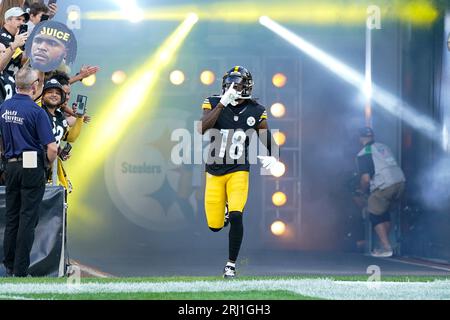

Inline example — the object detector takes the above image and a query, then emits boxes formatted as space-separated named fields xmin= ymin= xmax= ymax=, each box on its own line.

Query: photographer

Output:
xmin=0 ymin=1 xmax=26 ymax=26
xmin=0 ymin=66 xmax=57 ymax=277
xmin=0 ymin=7 xmax=28 ymax=75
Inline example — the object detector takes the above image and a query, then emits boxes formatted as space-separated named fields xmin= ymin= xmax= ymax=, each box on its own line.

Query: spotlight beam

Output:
xmin=68 ymin=14 xmax=199 ymax=213
xmin=86 ymin=2 xmax=438 ymax=25
xmin=260 ymin=16 xmax=441 ymax=142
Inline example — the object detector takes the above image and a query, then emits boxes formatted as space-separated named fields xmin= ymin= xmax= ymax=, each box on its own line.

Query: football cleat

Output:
xmin=223 ymin=265 xmax=236 ymax=279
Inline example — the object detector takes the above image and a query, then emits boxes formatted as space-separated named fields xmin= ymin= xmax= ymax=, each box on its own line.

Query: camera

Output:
xmin=75 ymin=95 xmax=88 ymax=117
xmin=19 ymin=24 xmax=28 ymax=35
xmin=47 ymin=0 xmax=58 ymax=5
xmin=59 ymin=143 xmax=72 ymax=160
xmin=40 ymin=14 xmax=50 ymax=22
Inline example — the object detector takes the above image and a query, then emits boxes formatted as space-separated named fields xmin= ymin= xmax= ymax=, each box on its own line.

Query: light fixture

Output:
xmin=200 ymin=70 xmax=215 ymax=85
xmin=82 ymin=74 xmax=96 ymax=87
xmin=67 ymin=5 xmax=81 ymax=30
xmin=271 ymin=220 xmax=286 ymax=236
xmin=270 ymin=161 xmax=286 ymax=178
xmin=270 ymin=103 xmax=286 ymax=118
xmin=272 ymin=191 xmax=287 ymax=207
xmin=273 ymin=131 xmax=286 ymax=146
xmin=170 ymin=70 xmax=185 ymax=85
xmin=272 ymin=73 xmax=287 ymax=88
xmin=112 ymin=71 xmax=127 ymax=85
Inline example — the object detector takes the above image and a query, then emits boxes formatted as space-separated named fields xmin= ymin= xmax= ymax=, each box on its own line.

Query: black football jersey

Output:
xmin=0 ymin=72 xmax=15 ymax=104
xmin=202 ymin=96 xmax=268 ymax=176
xmin=0 ymin=28 xmax=23 ymax=79
xmin=43 ymin=106 xmax=69 ymax=147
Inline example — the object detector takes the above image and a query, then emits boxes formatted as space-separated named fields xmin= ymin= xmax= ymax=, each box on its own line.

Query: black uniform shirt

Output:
xmin=0 ymin=27 xmax=23 ymax=78
xmin=0 ymin=72 xmax=15 ymax=104
xmin=43 ymin=106 xmax=69 ymax=147
xmin=202 ymin=96 xmax=267 ymax=176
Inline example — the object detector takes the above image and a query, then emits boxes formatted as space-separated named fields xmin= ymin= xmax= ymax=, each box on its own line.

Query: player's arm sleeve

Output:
xmin=65 ymin=117 xmax=83 ymax=143
xmin=202 ymin=98 xmax=212 ymax=110
xmin=36 ymin=110 xmax=56 ymax=146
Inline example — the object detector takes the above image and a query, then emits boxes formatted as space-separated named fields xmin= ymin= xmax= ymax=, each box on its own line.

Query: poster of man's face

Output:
xmin=26 ymin=21 xmax=77 ymax=72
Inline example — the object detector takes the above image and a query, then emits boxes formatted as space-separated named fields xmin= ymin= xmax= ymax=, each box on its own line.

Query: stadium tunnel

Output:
xmin=2 ymin=0 xmax=450 ymax=278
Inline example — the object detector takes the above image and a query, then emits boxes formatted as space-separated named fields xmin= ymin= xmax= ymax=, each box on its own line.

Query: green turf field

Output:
xmin=1 ymin=276 xmax=450 ymax=300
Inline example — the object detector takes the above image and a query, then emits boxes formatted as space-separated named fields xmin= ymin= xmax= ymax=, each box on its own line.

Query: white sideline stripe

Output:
xmin=0 ymin=294 xmax=36 ymax=300
xmin=388 ymin=258 xmax=450 ymax=272
xmin=1 ymin=279 xmax=450 ymax=299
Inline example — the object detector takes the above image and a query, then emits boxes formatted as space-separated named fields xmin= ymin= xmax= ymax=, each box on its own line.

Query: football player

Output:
xmin=199 ymin=66 xmax=277 ymax=278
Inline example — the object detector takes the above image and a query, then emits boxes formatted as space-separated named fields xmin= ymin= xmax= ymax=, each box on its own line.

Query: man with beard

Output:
xmin=26 ymin=20 xmax=77 ymax=73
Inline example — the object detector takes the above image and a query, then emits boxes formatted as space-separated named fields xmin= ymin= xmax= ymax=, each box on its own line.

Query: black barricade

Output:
xmin=0 ymin=186 xmax=66 ymax=277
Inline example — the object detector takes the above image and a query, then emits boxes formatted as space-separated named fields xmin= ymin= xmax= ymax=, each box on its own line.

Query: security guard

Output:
xmin=0 ymin=67 xmax=57 ymax=277
xmin=200 ymin=66 xmax=277 ymax=278
xmin=356 ymin=127 xmax=405 ymax=258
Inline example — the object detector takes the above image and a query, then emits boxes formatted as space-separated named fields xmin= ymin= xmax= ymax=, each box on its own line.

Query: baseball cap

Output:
xmin=4 ymin=7 xmax=30 ymax=23
xmin=358 ymin=127 xmax=374 ymax=137
xmin=43 ymin=78 xmax=66 ymax=103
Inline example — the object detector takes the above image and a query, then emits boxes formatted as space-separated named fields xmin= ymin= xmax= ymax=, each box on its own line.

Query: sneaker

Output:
xmin=224 ymin=203 xmax=230 ymax=228
xmin=371 ymin=248 xmax=393 ymax=258
xmin=223 ymin=265 xmax=236 ymax=279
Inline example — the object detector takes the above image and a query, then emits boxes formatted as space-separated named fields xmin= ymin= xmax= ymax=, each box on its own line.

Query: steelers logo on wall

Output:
xmin=105 ymin=109 xmax=197 ymax=232
xmin=25 ymin=20 xmax=77 ymax=72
